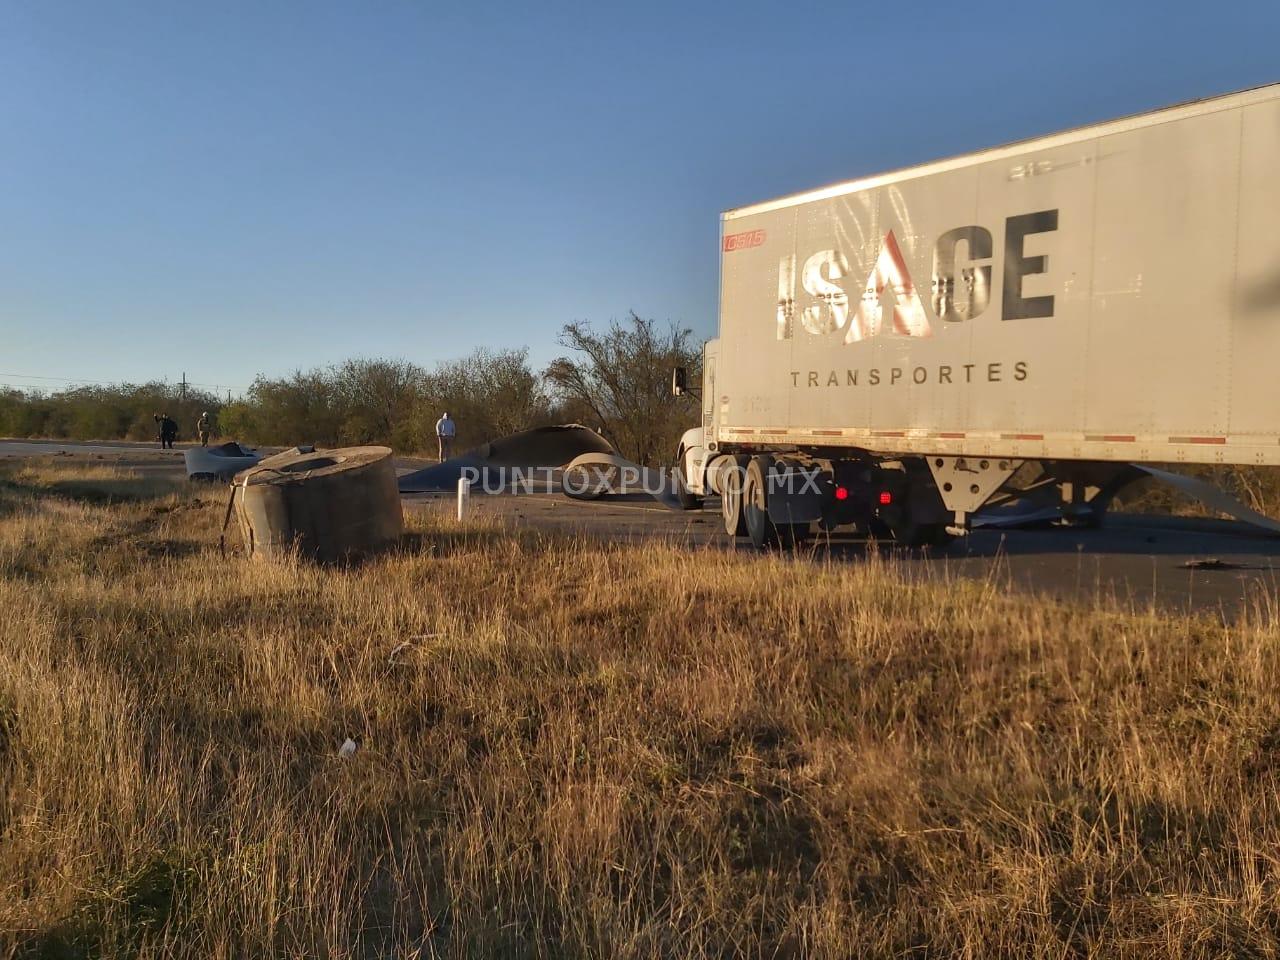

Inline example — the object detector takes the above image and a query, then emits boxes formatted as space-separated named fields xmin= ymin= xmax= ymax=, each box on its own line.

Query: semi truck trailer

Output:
xmin=672 ymin=82 xmax=1280 ymax=548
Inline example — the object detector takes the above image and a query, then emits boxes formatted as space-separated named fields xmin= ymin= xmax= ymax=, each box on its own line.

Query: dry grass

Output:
xmin=0 ymin=460 xmax=180 ymax=506
xmin=2 ymin=463 xmax=1279 ymax=958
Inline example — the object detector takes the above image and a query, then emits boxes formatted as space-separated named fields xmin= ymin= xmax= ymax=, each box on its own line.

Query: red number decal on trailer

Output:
xmin=723 ymin=229 xmax=766 ymax=252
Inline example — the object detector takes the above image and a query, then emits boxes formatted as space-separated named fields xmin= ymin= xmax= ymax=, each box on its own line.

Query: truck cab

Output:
xmin=674 ymin=338 xmax=718 ymax=498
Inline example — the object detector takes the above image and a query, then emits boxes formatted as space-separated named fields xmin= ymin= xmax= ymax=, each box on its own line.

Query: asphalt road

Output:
xmin=402 ymin=489 xmax=1280 ymax=621
xmin=5 ymin=439 xmax=1278 ymax=620
xmin=0 ymin=438 xmax=188 ymax=459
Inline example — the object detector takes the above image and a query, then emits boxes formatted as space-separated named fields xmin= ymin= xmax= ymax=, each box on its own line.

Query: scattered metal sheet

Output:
xmin=398 ymin=424 xmax=616 ymax=493
xmin=1181 ymin=558 xmax=1244 ymax=570
xmin=970 ymin=505 xmax=1062 ymax=529
xmin=561 ymin=452 xmax=684 ymax=510
xmin=1134 ymin=465 xmax=1280 ymax=537
xmin=1179 ymin=558 xmax=1277 ymax=571
xmin=184 ymin=441 xmax=262 ymax=480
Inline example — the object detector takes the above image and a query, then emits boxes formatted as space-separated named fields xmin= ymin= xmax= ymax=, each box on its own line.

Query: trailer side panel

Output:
xmin=716 ymin=85 xmax=1280 ymax=465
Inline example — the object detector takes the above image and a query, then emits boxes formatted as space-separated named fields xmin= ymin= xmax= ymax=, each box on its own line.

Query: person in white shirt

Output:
xmin=435 ymin=412 xmax=456 ymax=462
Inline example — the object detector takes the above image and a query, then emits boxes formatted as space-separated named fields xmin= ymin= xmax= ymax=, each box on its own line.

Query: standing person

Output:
xmin=153 ymin=413 xmax=165 ymax=448
xmin=159 ymin=413 xmax=178 ymax=450
xmin=435 ymin=411 xmax=456 ymax=462
xmin=196 ymin=411 xmax=212 ymax=447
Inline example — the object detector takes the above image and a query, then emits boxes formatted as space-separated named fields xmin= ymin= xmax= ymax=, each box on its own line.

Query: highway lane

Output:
xmin=4 ymin=439 xmax=1278 ymax=620
xmin=0 ymin=438 xmax=187 ymax=458
xmin=404 ymin=490 xmax=1280 ymax=622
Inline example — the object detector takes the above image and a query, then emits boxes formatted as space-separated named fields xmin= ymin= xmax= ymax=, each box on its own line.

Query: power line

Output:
xmin=0 ymin=371 xmax=249 ymax=398
xmin=0 ymin=372 xmax=120 ymax=385
xmin=0 ymin=371 xmax=242 ymax=391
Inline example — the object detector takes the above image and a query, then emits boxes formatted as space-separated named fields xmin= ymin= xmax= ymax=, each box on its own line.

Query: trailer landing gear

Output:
xmin=926 ymin=456 xmax=1023 ymax=531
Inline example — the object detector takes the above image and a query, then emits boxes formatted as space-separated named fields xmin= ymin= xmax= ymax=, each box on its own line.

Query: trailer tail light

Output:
xmin=834 ymin=485 xmax=849 ymax=501
xmin=878 ymin=491 xmax=893 ymax=506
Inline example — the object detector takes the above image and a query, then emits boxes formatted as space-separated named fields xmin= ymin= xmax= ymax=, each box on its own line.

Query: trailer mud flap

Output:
xmin=765 ymin=464 xmax=827 ymax=524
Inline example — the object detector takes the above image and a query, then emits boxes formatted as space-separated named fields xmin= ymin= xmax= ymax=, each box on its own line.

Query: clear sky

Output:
xmin=2 ymin=0 xmax=1277 ymax=397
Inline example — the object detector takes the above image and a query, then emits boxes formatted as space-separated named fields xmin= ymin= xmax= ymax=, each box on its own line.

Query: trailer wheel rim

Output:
xmin=721 ymin=467 xmax=741 ymax=535
xmin=720 ymin=454 xmax=749 ymax=537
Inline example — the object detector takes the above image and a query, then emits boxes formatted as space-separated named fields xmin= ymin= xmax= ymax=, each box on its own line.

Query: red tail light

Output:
xmin=834 ymin=485 xmax=849 ymax=501
xmin=878 ymin=491 xmax=893 ymax=505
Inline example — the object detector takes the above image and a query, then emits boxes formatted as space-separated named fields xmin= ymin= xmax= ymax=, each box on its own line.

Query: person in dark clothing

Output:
xmin=154 ymin=413 xmax=178 ymax=449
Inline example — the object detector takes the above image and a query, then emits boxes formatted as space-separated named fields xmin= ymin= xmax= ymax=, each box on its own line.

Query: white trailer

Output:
xmin=673 ymin=83 xmax=1280 ymax=547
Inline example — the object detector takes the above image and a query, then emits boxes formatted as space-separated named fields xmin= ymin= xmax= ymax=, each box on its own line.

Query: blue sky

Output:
xmin=2 ymin=0 xmax=1277 ymax=396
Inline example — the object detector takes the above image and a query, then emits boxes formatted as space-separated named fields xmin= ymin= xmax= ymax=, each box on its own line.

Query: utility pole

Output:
xmin=181 ymin=372 xmax=187 ymax=402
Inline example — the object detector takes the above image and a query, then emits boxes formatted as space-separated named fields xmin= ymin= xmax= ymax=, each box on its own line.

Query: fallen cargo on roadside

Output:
xmin=397 ymin=424 xmax=618 ymax=493
xmin=185 ymin=441 xmax=262 ymax=481
xmin=232 ymin=445 xmax=402 ymax=563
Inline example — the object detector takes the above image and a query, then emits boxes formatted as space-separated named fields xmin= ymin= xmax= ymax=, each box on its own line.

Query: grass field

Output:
xmin=2 ymin=461 xmax=1279 ymax=958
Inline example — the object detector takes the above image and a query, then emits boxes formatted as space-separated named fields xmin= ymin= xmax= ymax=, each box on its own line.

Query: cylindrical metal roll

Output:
xmin=234 ymin=446 xmax=403 ymax=563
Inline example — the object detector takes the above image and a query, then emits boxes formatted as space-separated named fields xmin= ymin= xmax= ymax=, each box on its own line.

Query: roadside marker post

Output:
xmin=457 ymin=476 xmax=470 ymax=522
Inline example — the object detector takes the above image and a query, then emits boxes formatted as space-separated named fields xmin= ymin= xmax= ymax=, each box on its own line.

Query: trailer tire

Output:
xmin=720 ymin=454 xmax=750 ymax=537
xmin=743 ymin=456 xmax=780 ymax=549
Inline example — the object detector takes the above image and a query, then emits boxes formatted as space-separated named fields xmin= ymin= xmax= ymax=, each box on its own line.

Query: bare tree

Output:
xmin=242 ymin=370 xmax=344 ymax=446
xmin=417 ymin=347 xmax=551 ymax=451
xmin=333 ymin=358 xmax=426 ymax=448
xmin=544 ymin=312 xmax=702 ymax=466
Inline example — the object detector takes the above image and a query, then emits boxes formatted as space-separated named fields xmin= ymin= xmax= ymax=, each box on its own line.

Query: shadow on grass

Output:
xmin=18 ymin=847 xmax=202 ymax=959
xmin=85 ymin=532 xmax=206 ymax=561
xmin=210 ymin=527 xmax=521 ymax=570
xmin=398 ymin=527 xmax=535 ymax=559
xmin=0 ymin=470 xmax=183 ymax=506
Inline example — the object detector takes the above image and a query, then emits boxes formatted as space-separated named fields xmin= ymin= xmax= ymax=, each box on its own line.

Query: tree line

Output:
xmin=0 ymin=314 xmax=703 ymax=466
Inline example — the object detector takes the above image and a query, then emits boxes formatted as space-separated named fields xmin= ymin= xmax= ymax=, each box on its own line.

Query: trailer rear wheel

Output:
xmin=743 ymin=457 xmax=778 ymax=548
xmin=720 ymin=454 xmax=750 ymax=537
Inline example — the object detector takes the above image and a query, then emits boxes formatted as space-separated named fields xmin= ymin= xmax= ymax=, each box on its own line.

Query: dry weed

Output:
xmin=1 ymin=464 xmax=1278 ymax=958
